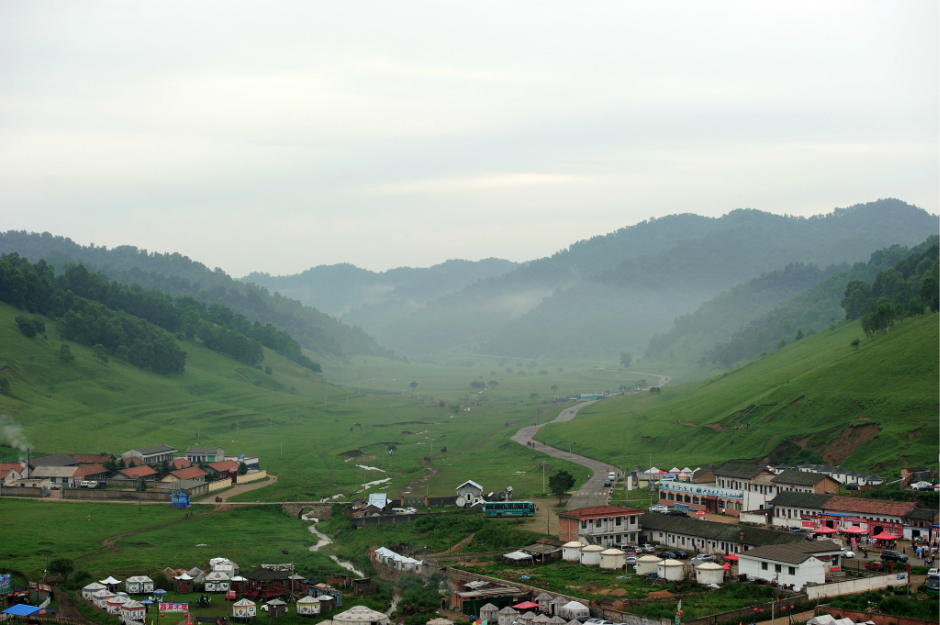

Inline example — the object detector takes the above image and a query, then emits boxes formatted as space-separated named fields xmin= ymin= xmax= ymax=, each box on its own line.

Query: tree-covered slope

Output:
xmin=536 ymin=313 xmax=939 ymax=474
xmin=0 ymin=232 xmax=389 ymax=358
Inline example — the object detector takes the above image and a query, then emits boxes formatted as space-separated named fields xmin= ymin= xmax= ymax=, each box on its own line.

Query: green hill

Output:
xmin=535 ymin=313 xmax=939 ymax=474
xmin=0 ymin=231 xmax=388 ymax=358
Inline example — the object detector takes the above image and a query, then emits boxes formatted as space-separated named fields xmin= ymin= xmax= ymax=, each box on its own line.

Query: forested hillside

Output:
xmin=244 ymin=258 xmax=518 ymax=324
xmin=700 ymin=236 xmax=938 ymax=368
xmin=377 ymin=199 xmax=936 ymax=359
xmin=0 ymin=232 xmax=390 ymax=359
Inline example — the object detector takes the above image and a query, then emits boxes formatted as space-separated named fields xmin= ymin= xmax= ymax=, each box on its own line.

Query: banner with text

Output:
xmin=160 ymin=603 xmax=189 ymax=613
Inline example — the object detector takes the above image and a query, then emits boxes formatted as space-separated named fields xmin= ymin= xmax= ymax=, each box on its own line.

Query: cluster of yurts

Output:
xmin=561 ymin=542 xmax=725 ymax=585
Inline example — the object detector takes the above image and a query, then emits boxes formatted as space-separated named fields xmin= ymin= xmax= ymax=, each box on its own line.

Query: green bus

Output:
xmin=482 ymin=501 xmax=536 ymax=518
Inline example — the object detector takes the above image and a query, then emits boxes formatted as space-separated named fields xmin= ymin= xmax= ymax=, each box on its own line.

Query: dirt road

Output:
xmin=512 ymin=401 xmax=619 ymax=510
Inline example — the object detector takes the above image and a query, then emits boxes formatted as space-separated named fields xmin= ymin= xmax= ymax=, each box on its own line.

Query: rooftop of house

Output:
xmin=1 ymin=462 xmax=25 ymax=478
xmin=168 ymin=458 xmax=193 ymax=469
xmin=772 ymin=470 xmax=833 ymax=487
xmin=714 ymin=464 xmax=769 ymax=480
xmin=31 ymin=465 xmax=80 ymax=478
xmin=74 ymin=464 xmax=109 ymax=478
xmin=29 ymin=454 xmax=77 ymax=467
xmin=456 ymin=480 xmax=483 ymax=491
xmin=641 ymin=514 xmax=805 ymax=546
xmin=73 ymin=454 xmax=113 ymax=465
xmin=170 ymin=467 xmax=208 ymax=480
xmin=739 ymin=542 xmax=838 ymax=565
xmin=119 ymin=465 xmax=158 ymax=478
xmin=186 ymin=446 xmax=223 ymax=454
xmin=128 ymin=445 xmax=177 ymax=456
xmin=823 ymin=495 xmax=917 ymax=518
xmin=768 ymin=492 xmax=833 ymax=509
xmin=557 ymin=505 xmax=644 ymax=519
xmin=208 ymin=460 xmax=240 ymax=472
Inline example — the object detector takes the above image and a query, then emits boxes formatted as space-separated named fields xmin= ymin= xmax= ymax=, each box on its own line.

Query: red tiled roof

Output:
xmin=74 ymin=464 xmax=109 ymax=478
xmin=171 ymin=467 xmax=208 ymax=480
xmin=168 ymin=458 xmax=192 ymax=469
xmin=120 ymin=465 xmax=158 ymax=478
xmin=1 ymin=462 xmax=25 ymax=478
xmin=207 ymin=460 xmax=239 ymax=473
xmin=557 ymin=506 xmax=644 ymax=519
xmin=824 ymin=495 xmax=917 ymax=518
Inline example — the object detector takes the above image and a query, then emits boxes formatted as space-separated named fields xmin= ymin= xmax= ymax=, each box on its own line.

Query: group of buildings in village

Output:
xmin=76 ymin=557 xmax=364 ymax=622
xmin=0 ymin=445 xmax=260 ymax=493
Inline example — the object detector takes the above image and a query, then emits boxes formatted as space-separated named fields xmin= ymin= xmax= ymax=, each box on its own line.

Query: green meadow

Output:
xmin=536 ymin=314 xmax=939 ymax=474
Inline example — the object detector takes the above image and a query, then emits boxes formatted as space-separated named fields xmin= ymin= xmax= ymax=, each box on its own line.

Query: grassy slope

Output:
xmin=535 ymin=314 xmax=939 ymax=474
xmin=0 ymin=301 xmax=588 ymax=501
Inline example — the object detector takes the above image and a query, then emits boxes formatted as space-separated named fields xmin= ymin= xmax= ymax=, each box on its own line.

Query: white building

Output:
xmin=738 ymin=544 xmax=827 ymax=591
xmin=455 ymin=480 xmax=484 ymax=507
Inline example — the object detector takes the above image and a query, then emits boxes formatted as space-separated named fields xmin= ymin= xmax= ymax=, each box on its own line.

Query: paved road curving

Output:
xmin=511 ymin=401 xmax=620 ymax=511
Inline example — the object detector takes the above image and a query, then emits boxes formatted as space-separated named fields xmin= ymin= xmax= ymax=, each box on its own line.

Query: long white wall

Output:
xmin=806 ymin=573 xmax=908 ymax=600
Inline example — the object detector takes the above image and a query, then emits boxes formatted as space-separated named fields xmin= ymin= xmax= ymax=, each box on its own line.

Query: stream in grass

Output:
xmin=304 ymin=515 xmax=365 ymax=577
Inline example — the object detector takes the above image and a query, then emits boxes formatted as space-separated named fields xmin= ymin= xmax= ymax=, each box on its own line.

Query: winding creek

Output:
xmin=305 ymin=516 xmax=366 ymax=578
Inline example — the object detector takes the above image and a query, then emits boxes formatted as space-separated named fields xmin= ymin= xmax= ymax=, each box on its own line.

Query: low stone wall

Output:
xmin=806 ymin=573 xmax=908 ymax=600
xmin=238 ymin=469 xmax=267 ymax=484
xmin=63 ymin=489 xmax=172 ymax=502
xmin=0 ymin=486 xmax=46 ymax=497
xmin=814 ymin=605 xmax=934 ymax=625
xmin=208 ymin=478 xmax=232 ymax=492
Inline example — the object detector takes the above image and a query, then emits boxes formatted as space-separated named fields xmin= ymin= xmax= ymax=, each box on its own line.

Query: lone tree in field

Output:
xmin=488 ymin=380 xmax=499 ymax=390
xmin=529 ymin=392 xmax=539 ymax=401
xmin=409 ymin=381 xmax=418 ymax=391
xmin=549 ymin=469 xmax=576 ymax=504
xmin=551 ymin=384 xmax=559 ymax=394
xmin=620 ymin=352 xmax=632 ymax=368
xmin=49 ymin=558 xmax=75 ymax=582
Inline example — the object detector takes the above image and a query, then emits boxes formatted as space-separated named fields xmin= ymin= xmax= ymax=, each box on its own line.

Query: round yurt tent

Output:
xmin=333 ymin=605 xmax=390 ymax=625
xmin=125 ymin=576 xmax=153 ymax=595
xmin=658 ymin=559 xmax=685 ymax=581
xmin=548 ymin=616 xmax=567 ymax=625
xmin=82 ymin=583 xmax=106 ymax=600
xmin=106 ymin=595 xmax=127 ymax=615
xmin=233 ymin=599 xmax=257 ymax=621
xmin=549 ymin=596 xmax=568 ymax=615
xmin=205 ymin=571 xmax=231 ymax=592
xmin=635 ymin=555 xmax=662 ymax=576
xmin=93 ymin=590 xmax=115 ymax=609
xmin=297 ymin=596 xmax=321 ymax=616
xmin=480 ymin=603 xmax=499 ymax=624
xmin=99 ymin=576 xmax=122 ymax=592
xmin=600 ymin=548 xmax=625 ymax=570
xmin=531 ymin=615 xmax=550 ymax=625
xmin=174 ymin=573 xmax=194 ymax=593
xmin=535 ymin=593 xmax=554 ymax=613
xmin=497 ymin=607 xmax=518 ymax=625
xmin=121 ymin=600 xmax=146 ymax=622
xmin=580 ymin=544 xmax=603 ymax=566
xmin=561 ymin=542 xmax=582 ymax=562
xmin=695 ymin=562 xmax=724 ymax=586
xmin=427 ymin=619 xmax=453 ymax=625
xmin=518 ymin=611 xmax=537 ymax=625
xmin=561 ymin=602 xmax=589 ymax=621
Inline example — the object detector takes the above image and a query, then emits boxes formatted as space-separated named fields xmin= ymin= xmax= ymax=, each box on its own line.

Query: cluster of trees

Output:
xmin=842 ymin=241 xmax=938 ymax=337
xmin=0 ymin=253 xmax=186 ymax=374
xmin=701 ymin=237 xmax=938 ymax=368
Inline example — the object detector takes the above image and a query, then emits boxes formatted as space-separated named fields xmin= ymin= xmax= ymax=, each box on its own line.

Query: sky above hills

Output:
xmin=1 ymin=1 xmax=937 ymax=276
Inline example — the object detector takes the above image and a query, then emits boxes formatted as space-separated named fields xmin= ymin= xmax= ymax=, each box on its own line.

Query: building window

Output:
xmin=692 ymin=496 xmax=699 ymax=505
xmin=788 ymin=567 xmax=796 ymax=575
xmin=775 ymin=564 xmax=782 ymax=573
xmin=630 ymin=515 xmax=637 ymax=525
xmin=581 ymin=520 xmax=587 ymax=529
xmin=761 ymin=562 xmax=768 ymax=570
xmin=616 ymin=517 xmax=623 ymax=526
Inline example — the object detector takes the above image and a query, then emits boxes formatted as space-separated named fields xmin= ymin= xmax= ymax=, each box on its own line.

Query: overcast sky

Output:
xmin=1 ymin=2 xmax=937 ymax=276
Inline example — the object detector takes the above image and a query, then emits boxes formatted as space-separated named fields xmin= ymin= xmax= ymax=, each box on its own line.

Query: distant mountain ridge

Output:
xmin=369 ymin=199 xmax=938 ymax=359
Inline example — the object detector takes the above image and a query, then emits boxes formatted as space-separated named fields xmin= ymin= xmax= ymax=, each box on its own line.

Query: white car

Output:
xmin=928 ymin=568 xmax=938 ymax=576
xmin=841 ymin=550 xmax=855 ymax=559
xmin=649 ymin=504 xmax=669 ymax=513
xmin=691 ymin=554 xmax=715 ymax=563
xmin=910 ymin=481 xmax=934 ymax=491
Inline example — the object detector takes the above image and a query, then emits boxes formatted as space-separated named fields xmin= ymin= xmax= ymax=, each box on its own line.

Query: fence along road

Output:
xmin=511 ymin=401 xmax=620 ymax=511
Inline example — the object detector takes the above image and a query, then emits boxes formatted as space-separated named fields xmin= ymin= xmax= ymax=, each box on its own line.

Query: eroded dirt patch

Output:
xmin=820 ymin=423 xmax=880 ymax=464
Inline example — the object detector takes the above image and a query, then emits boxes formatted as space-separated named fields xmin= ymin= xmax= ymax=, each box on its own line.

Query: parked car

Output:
xmin=865 ymin=561 xmax=885 ymax=571
xmin=649 ymin=504 xmax=669 ymax=513
xmin=881 ymin=550 xmax=908 ymax=563
xmin=624 ymin=556 xmax=638 ymax=566
xmin=604 ymin=480 xmax=612 ymax=487
xmin=845 ymin=483 xmax=859 ymax=491
xmin=660 ymin=551 xmax=678 ymax=560
xmin=673 ymin=550 xmax=689 ymax=559
xmin=663 ymin=509 xmax=688 ymax=517
xmin=639 ymin=544 xmax=656 ymax=553
xmin=691 ymin=554 xmax=715 ymax=563
xmin=929 ymin=568 xmax=939 ymax=576
xmin=841 ymin=550 xmax=855 ymax=559
xmin=80 ymin=480 xmax=99 ymax=488
xmin=910 ymin=481 xmax=934 ymax=491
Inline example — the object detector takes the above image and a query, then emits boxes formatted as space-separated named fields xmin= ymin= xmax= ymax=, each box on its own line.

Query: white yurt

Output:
xmin=635 ymin=555 xmax=663 ymax=576
xmin=518 ymin=611 xmax=537 ymax=625
xmin=566 ymin=620 xmax=581 ymax=625
xmin=548 ymin=617 xmax=567 ymax=625
xmin=205 ymin=571 xmax=231 ymax=592
xmin=82 ymin=582 xmax=106 ymax=600
xmin=93 ymin=589 xmax=114 ymax=609
xmin=106 ymin=595 xmax=127 ymax=615
xmin=600 ymin=548 xmax=626 ymax=570
xmin=297 ymin=596 xmax=321 ymax=616
xmin=561 ymin=602 xmax=589 ymax=620
xmin=233 ymin=599 xmax=257 ymax=620
xmin=333 ymin=605 xmax=390 ymax=625
xmin=695 ymin=562 xmax=724 ymax=586
xmin=497 ymin=607 xmax=518 ymax=625
xmin=531 ymin=615 xmax=550 ymax=625
xmin=121 ymin=600 xmax=146 ymax=622
xmin=580 ymin=544 xmax=603 ymax=566
xmin=99 ymin=576 xmax=122 ymax=592
xmin=535 ymin=593 xmax=554 ymax=612
xmin=480 ymin=603 xmax=499 ymax=624
xmin=561 ymin=541 xmax=583 ymax=562
xmin=125 ymin=576 xmax=154 ymax=594
xmin=658 ymin=559 xmax=685 ymax=581
xmin=549 ymin=596 xmax=568 ymax=615
xmin=427 ymin=619 xmax=453 ymax=625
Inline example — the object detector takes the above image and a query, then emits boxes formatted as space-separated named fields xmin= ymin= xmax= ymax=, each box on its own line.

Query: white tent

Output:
xmin=549 ymin=596 xmax=568 ymax=615
xmin=600 ymin=548 xmax=625 ymax=570
xmin=561 ymin=542 xmax=582 ymax=562
xmin=480 ymin=603 xmax=499 ymax=623
xmin=517 ymin=611 xmax=537 ymax=625
xmin=297 ymin=596 xmax=321 ymax=616
xmin=695 ymin=562 xmax=724 ymax=586
xmin=205 ymin=571 xmax=231 ymax=592
xmin=497 ymin=607 xmax=518 ymax=625
xmin=233 ymin=599 xmax=257 ymax=620
xmin=534 ymin=593 xmax=554 ymax=612
xmin=121 ymin=600 xmax=146 ymax=622
xmin=82 ymin=583 xmax=106 ymax=600
xmin=333 ymin=606 xmax=390 ymax=625
xmin=106 ymin=595 xmax=127 ymax=615
xmin=125 ymin=576 xmax=153 ymax=594
xmin=93 ymin=589 xmax=114 ymax=609
xmin=580 ymin=544 xmax=603 ymax=566
xmin=561 ymin=602 xmax=589 ymax=620
xmin=635 ymin=555 xmax=662 ymax=575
